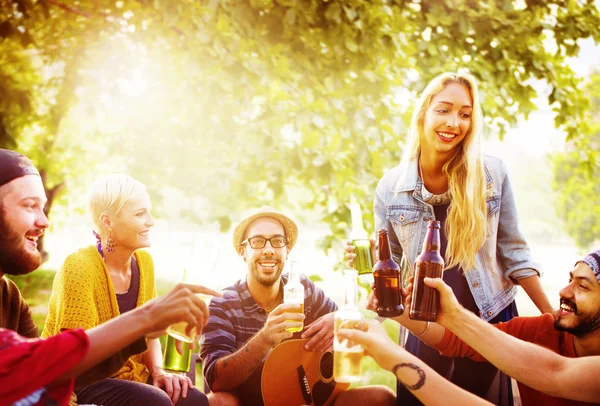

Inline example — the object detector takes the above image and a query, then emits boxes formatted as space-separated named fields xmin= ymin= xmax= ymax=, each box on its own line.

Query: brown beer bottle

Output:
xmin=409 ymin=220 xmax=445 ymax=321
xmin=373 ymin=229 xmax=404 ymax=317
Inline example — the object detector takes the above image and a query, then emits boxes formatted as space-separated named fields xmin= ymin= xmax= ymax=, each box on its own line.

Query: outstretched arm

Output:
xmin=366 ymin=276 xmax=446 ymax=346
xmin=427 ymin=278 xmax=600 ymax=403
xmin=495 ymin=162 xmax=554 ymax=315
xmin=55 ymin=283 xmax=218 ymax=384
xmin=338 ymin=319 xmax=491 ymax=406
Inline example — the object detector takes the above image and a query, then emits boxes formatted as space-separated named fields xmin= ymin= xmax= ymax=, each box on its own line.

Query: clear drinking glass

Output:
xmin=333 ymin=270 xmax=364 ymax=383
xmin=165 ymin=292 xmax=213 ymax=343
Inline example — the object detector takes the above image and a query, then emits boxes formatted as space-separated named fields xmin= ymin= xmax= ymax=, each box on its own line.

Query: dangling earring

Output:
xmin=106 ymin=231 xmax=117 ymax=253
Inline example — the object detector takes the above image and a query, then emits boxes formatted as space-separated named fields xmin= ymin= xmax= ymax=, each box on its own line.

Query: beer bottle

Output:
xmin=284 ymin=257 xmax=304 ymax=332
xmin=349 ymin=200 xmax=374 ymax=275
xmin=334 ymin=269 xmax=363 ymax=383
xmin=409 ymin=220 xmax=444 ymax=322
xmin=373 ymin=229 xmax=404 ymax=317
xmin=163 ymin=268 xmax=192 ymax=373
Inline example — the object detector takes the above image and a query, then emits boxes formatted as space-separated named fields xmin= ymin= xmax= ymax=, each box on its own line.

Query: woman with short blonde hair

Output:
xmin=44 ymin=174 xmax=208 ymax=406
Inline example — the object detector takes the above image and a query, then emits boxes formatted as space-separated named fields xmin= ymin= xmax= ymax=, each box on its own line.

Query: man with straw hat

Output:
xmin=200 ymin=207 xmax=395 ymax=405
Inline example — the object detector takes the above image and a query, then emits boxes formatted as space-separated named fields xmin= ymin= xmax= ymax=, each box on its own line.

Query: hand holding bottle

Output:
xmin=366 ymin=282 xmax=410 ymax=320
xmin=409 ymin=220 xmax=444 ymax=322
xmin=259 ymin=303 xmax=305 ymax=348
xmin=406 ymin=276 xmax=463 ymax=329
xmin=344 ymin=239 xmax=376 ymax=269
xmin=373 ymin=229 xmax=404 ymax=317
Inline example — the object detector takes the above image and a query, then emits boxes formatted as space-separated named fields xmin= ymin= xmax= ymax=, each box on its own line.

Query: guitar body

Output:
xmin=261 ymin=339 xmax=350 ymax=406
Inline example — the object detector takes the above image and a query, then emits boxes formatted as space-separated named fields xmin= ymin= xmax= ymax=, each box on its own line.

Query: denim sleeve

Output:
xmin=496 ymin=163 xmax=542 ymax=280
xmin=374 ymin=175 xmax=404 ymax=264
xmin=509 ymin=268 xmax=540 ymax=280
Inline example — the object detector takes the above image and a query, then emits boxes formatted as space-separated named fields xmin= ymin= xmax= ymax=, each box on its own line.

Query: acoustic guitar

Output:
xmin=261 ymin=338 xmax=350 ymax=406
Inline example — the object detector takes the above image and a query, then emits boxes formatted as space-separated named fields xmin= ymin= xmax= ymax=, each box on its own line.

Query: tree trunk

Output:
xmin=37 ymin=169 xmax=64 ymax=264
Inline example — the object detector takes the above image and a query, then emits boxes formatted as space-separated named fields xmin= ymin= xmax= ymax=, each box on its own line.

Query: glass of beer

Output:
xmin=166 ymin=293 xmax=213 ymax=343
xmin=352 ymin=239 xmax=374 ymax=275
xmin=334 ymin=270 xmax=364 ymax=383
xmin=163 ymin=335 xmax=192 ymax=372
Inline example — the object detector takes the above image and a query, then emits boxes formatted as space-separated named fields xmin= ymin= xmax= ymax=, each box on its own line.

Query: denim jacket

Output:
xmin=374 ymin=155 xmax=541 ymax=321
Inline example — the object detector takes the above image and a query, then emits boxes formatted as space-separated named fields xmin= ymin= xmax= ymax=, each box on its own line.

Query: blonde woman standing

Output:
xmin=347 ymin=72 xmax=554 ymax=405
xmin=43 ymin=175 xmax=208 ymax=406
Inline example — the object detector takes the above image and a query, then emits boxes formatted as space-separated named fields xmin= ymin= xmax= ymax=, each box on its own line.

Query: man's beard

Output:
xmin=250 ymin=262 xmax=282 ymax=287
xmin=0 ymin=212 xmax=42 ymax=276
xmin=554 ymin=300 xmax=600 ymax=337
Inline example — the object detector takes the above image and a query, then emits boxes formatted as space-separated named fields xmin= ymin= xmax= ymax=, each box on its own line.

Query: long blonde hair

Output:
xmin=401 ymin=72 xmax=486 ymax=270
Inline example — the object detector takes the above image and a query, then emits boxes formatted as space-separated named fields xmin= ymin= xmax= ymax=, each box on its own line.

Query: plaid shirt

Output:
xmin=200 ymin=273 xmax=337 ymax=401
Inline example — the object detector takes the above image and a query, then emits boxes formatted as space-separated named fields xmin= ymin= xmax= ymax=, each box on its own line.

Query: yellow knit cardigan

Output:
xmin=42 ymin=245 xmax=156 ymax=383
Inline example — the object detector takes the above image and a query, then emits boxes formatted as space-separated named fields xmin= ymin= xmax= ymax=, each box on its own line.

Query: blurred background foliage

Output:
xmin=551 ymin=69 xmax=600 ymax=249
xmin=0 ymin=0 xmax=599 ymax=261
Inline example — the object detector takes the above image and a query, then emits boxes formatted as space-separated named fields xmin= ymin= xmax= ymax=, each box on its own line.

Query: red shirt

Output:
xmin=0 ymin=328 xmax=89 ymax=406
xmin=434 ymin=313 xmax=595 ymax=406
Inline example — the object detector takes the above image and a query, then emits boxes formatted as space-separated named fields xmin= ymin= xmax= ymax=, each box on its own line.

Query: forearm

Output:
xmin=54 ymin=306 xmax=152 ymax=384
xmin=390 ymin=314 xmax=445 ymax=347
xmin=516 ymin=274 xmax=555 ymax=314
xmin=143 ymin=338 xmax=164 ymax=377
xmin=384 ymin=346 xmax=491 ymax=406
xmin=210 ymin=332 xmax=271 ymax=392
xmin=445 ymin=308 xmax=565 ymax=397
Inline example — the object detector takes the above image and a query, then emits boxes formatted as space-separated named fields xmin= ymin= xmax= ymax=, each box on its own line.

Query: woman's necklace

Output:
xmin=419 ymin=159 xmax=452 ymax=206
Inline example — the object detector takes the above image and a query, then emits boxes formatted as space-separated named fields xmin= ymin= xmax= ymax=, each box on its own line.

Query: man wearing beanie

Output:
xmin=0 ymin=149 xmax=218 ymax=405
xmin=384 ymin=248 xmax=600 ymax=405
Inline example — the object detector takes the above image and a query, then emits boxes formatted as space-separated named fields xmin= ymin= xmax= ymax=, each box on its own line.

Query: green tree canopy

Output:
xmin=1 ymin=0 xmax=598 ymax=259
xmin=552 ymin=69 xmax=600 ymax=250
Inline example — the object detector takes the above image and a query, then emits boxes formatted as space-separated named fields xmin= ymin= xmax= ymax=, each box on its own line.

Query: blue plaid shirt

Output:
xmin=200 ymin=273 xmax=337 ymax=400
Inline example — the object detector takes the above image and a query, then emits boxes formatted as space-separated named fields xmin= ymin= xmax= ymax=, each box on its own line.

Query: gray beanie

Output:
xmin=576 ymin=249 xmax=600 ymax=284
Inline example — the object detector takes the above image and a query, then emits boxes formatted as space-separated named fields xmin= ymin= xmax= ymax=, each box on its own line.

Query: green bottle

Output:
xmin=163 ymin=268 xmax=192 ymax=373
xmin=349 ymin=201 xmax=374 ymax=275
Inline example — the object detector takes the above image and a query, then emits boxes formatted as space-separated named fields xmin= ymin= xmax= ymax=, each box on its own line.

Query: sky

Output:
xmin=486 ymin=38 xmax=600 ymax=158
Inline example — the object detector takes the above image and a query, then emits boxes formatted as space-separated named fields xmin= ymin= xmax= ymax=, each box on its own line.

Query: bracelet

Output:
xmin=413 ymin=322 xmax=430 ymax=337
xmin=152 ymin=366 xmax=166 ymax=377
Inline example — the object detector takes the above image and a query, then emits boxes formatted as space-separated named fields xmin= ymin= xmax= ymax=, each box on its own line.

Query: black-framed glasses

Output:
xmin=241 ymin=235 xmax=288 ymax=249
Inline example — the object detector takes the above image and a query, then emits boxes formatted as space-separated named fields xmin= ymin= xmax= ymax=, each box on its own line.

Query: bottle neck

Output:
xmin=288 ymin=260 xmax=300 ymax=284
xmin=343 ymin=271 xmax=359 ymax=310
xmin=422 ymin=226 xmax=441 ymax=254
xmin=377 ymin=231 xmax=392 ymax=261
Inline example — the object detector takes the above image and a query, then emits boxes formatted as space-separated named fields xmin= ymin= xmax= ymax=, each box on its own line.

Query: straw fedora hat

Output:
xmin=232 ymin=206 xmax=298 ymax=253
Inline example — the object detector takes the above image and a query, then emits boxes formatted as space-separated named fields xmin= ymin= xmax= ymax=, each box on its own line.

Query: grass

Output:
xmin=7 ymin=270 xmax=397 ymax=392
xmin=7 ymin=269 xmax=57 ymax=336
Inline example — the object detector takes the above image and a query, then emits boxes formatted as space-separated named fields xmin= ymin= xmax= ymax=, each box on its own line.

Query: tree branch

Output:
xmin=45 ymin=0 xmax=93 ymax=18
